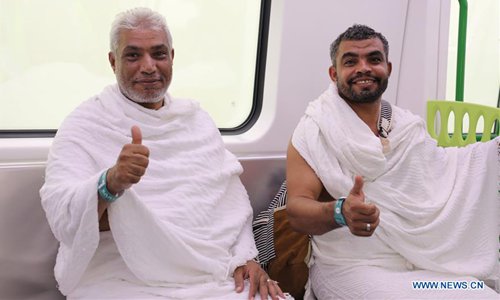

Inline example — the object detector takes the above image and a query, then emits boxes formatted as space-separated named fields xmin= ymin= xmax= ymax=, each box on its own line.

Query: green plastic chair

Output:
xmin=427 ymin=100 xmax=500 ymax=147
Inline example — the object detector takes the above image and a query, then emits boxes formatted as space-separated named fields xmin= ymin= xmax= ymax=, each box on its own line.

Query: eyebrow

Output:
xmin=340 ymin=50 xmax=384 ymax=61
xmin=122 ymin=44 xmax=169 ymax=52
xmin=150 ymin=44 xmax=169 ymax=51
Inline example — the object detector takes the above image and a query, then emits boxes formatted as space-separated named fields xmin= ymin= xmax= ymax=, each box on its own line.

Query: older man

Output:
xmin=287 ymin=24 xmax=499 ymax=299
xmin=41 ymin=7 xmax=285 ymax=300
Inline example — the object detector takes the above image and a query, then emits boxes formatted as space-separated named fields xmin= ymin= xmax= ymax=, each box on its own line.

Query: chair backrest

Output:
xmin=427 ymin=100 xmax=500 ymax=146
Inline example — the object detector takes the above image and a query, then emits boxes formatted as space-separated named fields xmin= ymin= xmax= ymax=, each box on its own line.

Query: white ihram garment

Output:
xmin=292 ymin=84 xmax=499 ymax=298
xmin=40 ymin=84 xmax=259 ymax=299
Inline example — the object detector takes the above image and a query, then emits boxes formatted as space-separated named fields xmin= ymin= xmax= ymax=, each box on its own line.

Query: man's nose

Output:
xmin=356 ymin=59 xmax=371 ymax=74
xmin=140 ymin=55 xmax=156 ymax=74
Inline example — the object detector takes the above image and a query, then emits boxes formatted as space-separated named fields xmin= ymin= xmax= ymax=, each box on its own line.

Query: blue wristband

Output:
xmin=334 ymin=197 xmax=347 ymax=226
xmin=98 ymin=170 xmax=122 ymax=203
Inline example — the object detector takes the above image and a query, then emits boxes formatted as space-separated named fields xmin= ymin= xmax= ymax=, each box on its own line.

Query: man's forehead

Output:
xmin=118 ymin=28 xmax=169 ymax=50
xmin=338 ymin=38 xmax=384 ymax=54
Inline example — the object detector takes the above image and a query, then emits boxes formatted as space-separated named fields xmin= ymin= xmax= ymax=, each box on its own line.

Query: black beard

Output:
xmin=337 ymin=77 xmax=388 ymax=104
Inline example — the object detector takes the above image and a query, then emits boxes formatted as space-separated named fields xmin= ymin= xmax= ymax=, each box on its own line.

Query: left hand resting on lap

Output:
xmin=233 ymin=260 xmax=285 ymax=300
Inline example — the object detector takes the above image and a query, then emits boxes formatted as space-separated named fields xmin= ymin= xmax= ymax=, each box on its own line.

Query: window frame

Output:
xmin=219 ymin=0 xmax=270 ymax=135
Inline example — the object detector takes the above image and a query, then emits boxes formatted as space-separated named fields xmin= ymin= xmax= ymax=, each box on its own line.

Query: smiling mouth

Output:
xmin=355 ymin=79 xmax=374 ymax=84
xmin=137 ymin=80 xmax=160 ymax=84
xmin=134 ymin=80 xmax=162 ymax=91
xmin=350 ymin=77 xmax=379 ymax=86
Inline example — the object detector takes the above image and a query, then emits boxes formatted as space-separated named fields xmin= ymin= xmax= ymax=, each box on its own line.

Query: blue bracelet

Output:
xmin=97 ymin=170 xmax=122 ymax=203
xmin=334 ymin=197 xmax=347 ymax=226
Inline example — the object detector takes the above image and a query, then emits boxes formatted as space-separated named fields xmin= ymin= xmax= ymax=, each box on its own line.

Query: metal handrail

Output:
xmin=456 ymin=0 xmax=468 ymax=102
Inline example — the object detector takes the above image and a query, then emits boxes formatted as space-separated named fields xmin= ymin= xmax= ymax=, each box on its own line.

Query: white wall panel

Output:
xmin=226 ymin=0 xmax=450 ymax=157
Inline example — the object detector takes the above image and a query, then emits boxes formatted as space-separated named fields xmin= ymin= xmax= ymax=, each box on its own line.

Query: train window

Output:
xmin=445 ymin=0 xmax=499 ymax=134
xmin=446 ymin=0 xmax=499 ymax=107
xmin=0 ymin=0 xmax=268 ymax=135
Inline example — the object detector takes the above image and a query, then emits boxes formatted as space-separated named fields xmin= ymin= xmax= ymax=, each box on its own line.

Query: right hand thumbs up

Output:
xmin=342 ymin=175 xmax=380 ymax=236
xmin=105 ymin=126 xmax=150 ymax=195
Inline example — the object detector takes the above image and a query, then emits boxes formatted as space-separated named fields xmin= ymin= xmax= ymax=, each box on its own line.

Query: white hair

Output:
xmin=109 ymin=7 xmax=173 ymax=54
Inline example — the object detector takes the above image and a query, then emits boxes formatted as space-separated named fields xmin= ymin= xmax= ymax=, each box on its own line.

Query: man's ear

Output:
xmin=328 ymin=65 xmax=338 ymax=82
xmin=387 ymin=61 xmax=392 ymax=77
xmin=108 ymin=52 xmax=116 ymax=73
xmin=170 ymin=48 xmax=175 ymax=61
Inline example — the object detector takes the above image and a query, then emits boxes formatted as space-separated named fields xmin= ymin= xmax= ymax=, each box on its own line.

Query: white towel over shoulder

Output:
xmin=40 ymin=84 xmax=257 ymax=298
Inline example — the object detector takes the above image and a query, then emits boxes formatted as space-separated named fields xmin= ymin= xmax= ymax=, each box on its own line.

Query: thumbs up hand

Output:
xmin=106 ymin=126 xmax=150 ymax=195
xmin=342 ymin=175 xmax=380 ymax=236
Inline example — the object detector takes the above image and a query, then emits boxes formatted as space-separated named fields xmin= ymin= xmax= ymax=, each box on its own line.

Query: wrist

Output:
xmin=98 ymin=169 xmax=123 ymax=203
xmin=105 ymin=168 xmax=123 ymax=195
xmin=333 ymin=197 xmax=347 ymax=226
xmin=250 ymin=256 xmax=260 ymax=264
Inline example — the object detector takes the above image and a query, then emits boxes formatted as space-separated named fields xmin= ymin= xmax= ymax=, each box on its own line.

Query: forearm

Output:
xmin=97 ymin=198 xmax=109 ymax=220
xmin=286 ymin=196 xmax=340 ymax=235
